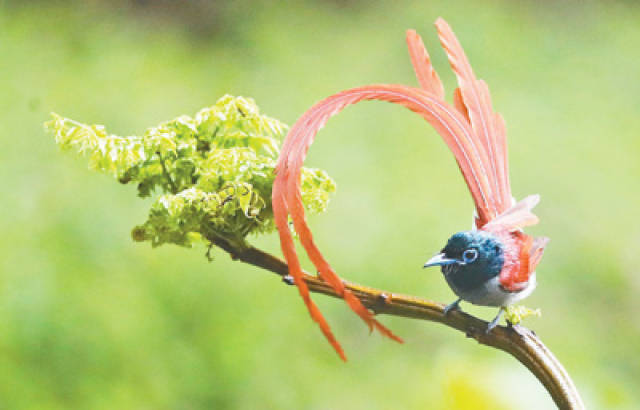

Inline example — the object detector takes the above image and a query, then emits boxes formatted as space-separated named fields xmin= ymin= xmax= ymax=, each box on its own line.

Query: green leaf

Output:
xmin=48 ymin=95 xmax=336 ymax=252
xmin=504 ymin=305 xmax=542 ymax=325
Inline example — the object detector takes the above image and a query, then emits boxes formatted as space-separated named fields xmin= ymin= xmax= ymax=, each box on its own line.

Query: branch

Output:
xmin=211 ymin=238 xmax=585 ymax=410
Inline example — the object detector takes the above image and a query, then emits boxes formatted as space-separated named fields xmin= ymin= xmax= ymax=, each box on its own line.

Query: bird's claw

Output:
xmin=486 ymin=319 xmax=499 ymax=334
xmin=282 ymin=275 xmax=295 ymax=285
xmin=486 ymin=307 xmax=504 ymax=334
xmin=443 ymin=298 xmax=462 ymax=315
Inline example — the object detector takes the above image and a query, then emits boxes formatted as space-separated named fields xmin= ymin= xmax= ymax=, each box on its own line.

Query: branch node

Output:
xmin=369 ymin=292 xmax=392 ymax=315
xmin=465 ymin=327 xmax=477 ymax=339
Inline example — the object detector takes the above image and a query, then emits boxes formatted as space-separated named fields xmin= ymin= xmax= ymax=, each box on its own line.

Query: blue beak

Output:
xmin=423 ymin=253 xmax=457 ymax=268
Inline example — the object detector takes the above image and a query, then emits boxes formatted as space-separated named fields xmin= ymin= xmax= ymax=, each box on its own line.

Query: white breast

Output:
xmin=445 ymin=272 xmax=537 ymax=307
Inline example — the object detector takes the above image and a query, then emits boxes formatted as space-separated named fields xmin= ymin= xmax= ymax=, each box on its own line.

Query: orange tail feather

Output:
xmin=272 ymin=176 xmax=347 ymax=361
xmin=274 ymin=84 xmax=494 ymax=355
xmin=286 ymin=176 xmax=402 ymax=341
xmin=272 ymin=20 xmax=508 ymax=356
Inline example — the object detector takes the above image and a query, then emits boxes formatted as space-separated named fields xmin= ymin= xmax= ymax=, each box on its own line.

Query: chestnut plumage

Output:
xmin=273 ymin=18 xmax=548 ymax=359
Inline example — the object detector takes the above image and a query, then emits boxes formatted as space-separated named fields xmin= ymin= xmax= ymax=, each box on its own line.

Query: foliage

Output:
xmin=504 ymin=305 xmax=541 ymax=325
xmin=0 ymin=2 xmax=635 ymax=408
xmin=46 ymin=95 xmax=336 ymax=249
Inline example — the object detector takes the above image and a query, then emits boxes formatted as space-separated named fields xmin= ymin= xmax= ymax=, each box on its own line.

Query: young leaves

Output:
xmin=47 ymin=95 xmax=336 ymax=249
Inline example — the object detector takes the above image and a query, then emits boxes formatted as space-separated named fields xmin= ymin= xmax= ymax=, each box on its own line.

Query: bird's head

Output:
xmin=424 ymin=231 xmax=505 ymax=291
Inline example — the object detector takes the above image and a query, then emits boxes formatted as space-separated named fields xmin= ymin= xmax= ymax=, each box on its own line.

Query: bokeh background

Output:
xmin=1 ymin=1 xmax=639 ymax=408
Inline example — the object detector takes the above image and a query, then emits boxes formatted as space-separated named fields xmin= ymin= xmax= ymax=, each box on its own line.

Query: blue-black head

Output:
xmin=424 ymin=231 xmax=505 ymax=292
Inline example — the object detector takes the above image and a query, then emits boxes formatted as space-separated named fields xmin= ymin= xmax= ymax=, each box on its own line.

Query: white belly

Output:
xmin=445 ymin=272 xmax=537 ymax=307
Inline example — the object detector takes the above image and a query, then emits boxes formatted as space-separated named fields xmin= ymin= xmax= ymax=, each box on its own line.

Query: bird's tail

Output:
xmin=273 ymin=19 xmax=511 ymax=359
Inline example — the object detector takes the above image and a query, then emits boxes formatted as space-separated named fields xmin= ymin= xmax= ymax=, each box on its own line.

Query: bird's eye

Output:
xmin=462 ymin=249 xmax=478 ymax=263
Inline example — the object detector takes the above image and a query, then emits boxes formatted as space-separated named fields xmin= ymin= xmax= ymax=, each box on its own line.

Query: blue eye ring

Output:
xmin=462 ymin=249 xmax=478 ymax=264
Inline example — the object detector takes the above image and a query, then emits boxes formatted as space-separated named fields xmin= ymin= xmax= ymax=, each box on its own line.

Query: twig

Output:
xmin=209 ymin=237 xmax=584 ymax=410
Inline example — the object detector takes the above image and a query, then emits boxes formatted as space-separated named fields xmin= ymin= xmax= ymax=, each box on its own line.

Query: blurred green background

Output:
xmin=1 ymin=0 xmax=639 ymax=408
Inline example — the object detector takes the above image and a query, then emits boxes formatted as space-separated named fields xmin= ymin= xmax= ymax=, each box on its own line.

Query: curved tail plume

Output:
xmin=406 ymin=29 xmax=445 ymax=98
xmin=274 ymin=85 xmax=496 ymax=358
xmin=273 ymin=19 xmax=512 ymax=359
xmin=435 ymin=18 xmax=511 ymax=218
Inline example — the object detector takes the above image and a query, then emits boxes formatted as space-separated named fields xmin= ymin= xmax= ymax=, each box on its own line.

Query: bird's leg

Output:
xmin=282 ymin=275 xmax=295 ymax=285
xmin=486 ymin=307 xmax=504 ymax=333
xmin=443 ymin=298 xmax=462 ymax=315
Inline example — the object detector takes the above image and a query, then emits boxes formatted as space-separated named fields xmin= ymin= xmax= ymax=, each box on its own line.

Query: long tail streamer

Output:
xmin=273 ymin=20 xmax=512 ymax=359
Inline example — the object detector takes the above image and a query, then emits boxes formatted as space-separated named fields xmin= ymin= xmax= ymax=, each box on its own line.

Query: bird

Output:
xmin=423 ymin=195 xmax=548 ymax=331
xmin=272 ymin=17 xmax=548 ymax=360
xmin=419 ymin=20 xmax=549 ymax=332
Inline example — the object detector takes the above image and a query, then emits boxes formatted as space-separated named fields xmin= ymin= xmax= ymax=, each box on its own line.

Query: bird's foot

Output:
xmin=443 ymin=298 xmax=462 ymax=315
xmin=486 ymin=307 xmax=504 ymax=333
xmin=282 ymin=275 xmax=295 ymax=285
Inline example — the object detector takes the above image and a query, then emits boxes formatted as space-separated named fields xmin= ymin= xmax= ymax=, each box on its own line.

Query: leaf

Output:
xmin=504 ymin=305 xmax=542 ymax=325
xmin=47 ymin=95 xmax=335 ymax=248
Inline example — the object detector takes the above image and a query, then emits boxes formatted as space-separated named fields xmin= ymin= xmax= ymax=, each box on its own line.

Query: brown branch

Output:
xmin=211 ymin=238 xmax=584 ymax=410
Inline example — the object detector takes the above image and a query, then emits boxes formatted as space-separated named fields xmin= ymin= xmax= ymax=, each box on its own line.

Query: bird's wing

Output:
xmin=529 ymin=236 xmax=550 ymax=271
xmin=435 ymin=18 xmax=512 ymax=226
xmin=486 ymin=196 xmax=545 ymax=290
xmin=499 ymin=232 xmax=549 ymax=292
